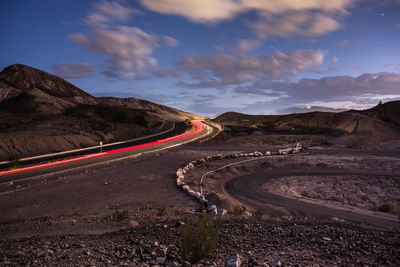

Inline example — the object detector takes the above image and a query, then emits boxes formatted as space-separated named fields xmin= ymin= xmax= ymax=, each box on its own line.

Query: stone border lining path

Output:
xmin=175 ymin=144 xmax=304 ymax=215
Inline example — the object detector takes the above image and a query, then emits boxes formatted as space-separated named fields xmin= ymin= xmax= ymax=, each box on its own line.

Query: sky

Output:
xmin=1 ymin=0 xmax=400 ymax=117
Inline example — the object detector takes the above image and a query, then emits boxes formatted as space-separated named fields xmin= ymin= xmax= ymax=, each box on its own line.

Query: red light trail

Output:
xmin=0 ymin=121 xmax=206 ymax=176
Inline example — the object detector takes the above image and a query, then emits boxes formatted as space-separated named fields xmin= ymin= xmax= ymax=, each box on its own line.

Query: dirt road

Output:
xmin=226 ymin=169 xmax=400 ymax=228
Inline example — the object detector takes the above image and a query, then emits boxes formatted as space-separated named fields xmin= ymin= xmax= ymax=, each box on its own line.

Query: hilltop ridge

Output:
xmin=214 ymin=101 xmax=400 ymax=149
xmin=0 ymin=64 xmax=203 ymax=160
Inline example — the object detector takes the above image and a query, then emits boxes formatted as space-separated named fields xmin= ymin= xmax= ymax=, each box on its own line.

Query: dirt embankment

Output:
xmin=0 ymin=133 xmax=98 ymax=160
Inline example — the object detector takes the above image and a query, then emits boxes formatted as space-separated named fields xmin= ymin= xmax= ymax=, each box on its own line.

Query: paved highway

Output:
xmin=0 ymin=121 xmax=183 ymax=170
xmin=0 ymin=120 xmax=211 ymax=182
xmin=226 ymin=169 xmax=400 ymax=228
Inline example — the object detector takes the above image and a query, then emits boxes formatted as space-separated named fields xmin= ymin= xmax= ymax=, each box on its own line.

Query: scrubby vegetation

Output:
xmin=180 ymin=215 xmax=219 ymax=262
xmin=113 ymin=209 xmax=129 ymax=221
xmin=185 ymin=119 xmax=193 ymax=131
xmin=377 ymin=201 xmax=398 ymax=213
xmin=253 ymin=209 xmax=265 ymax=220
xmin=230 ymin=205 xmax=247 ymax=216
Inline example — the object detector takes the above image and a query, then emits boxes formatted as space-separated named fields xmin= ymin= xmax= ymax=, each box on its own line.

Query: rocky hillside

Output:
xmin=0 ymin=64 xmax=202 ymax=160
xmin=214 ymin=101 xmax=400 ymax=149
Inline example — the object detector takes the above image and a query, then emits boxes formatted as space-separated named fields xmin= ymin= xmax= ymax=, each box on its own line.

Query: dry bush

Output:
xmin=180 ymin=215 xmax=219 ymax=262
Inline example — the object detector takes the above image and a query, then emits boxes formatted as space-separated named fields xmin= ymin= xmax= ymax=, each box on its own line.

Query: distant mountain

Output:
xmin=276 ymin=106 xmax=347 ymax=114
xmin=214 ymin=101 xmax=400 ymax=149
xmin=0 ymin=64 xmax=202 ymax=160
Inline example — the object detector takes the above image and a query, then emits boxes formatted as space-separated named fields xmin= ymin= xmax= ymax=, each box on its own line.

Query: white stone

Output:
xmin=182 ymin=185 xmax=190 ymax=192
xmin=226 ymin=253 xmax=241 ymax=267
xmin=207 ymin=205 xmax=218 ymax=215
xmin=218 ymin=209 xmax=228 ymax=216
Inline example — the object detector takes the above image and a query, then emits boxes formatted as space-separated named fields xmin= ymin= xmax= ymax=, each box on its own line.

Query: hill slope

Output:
xmin=214 ymin=101 xmax=400 ymax=149
xmin=0 ymin=64 xmax=202 ymax=160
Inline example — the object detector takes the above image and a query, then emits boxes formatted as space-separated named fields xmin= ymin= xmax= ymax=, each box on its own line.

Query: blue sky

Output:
xmin=1 ymin=0 xmax=400 ymax=117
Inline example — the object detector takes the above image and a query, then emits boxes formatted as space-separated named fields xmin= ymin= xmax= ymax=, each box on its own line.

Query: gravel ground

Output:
xmin=266 ymin=174 xmax=400 ymax=211
xmin=2 ymin=145 xmax=400 ymax=265
xmin=1 ymin=215 xmax=400 ymax=266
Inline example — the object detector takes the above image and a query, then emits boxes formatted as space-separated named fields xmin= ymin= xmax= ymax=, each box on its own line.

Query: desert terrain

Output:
xmin=1 ymin=142 xmax=400 ymax=265
xmin=1 ymin=65 xmax=400 ymax=266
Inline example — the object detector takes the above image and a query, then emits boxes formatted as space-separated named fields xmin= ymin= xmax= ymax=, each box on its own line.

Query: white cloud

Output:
xmin=140 ymin=0 xmax=241 ymax=23
xmin=140 ymin=0 xmax=353 ymax=23
xmin=236 ymin=72 xmax=400 ymax=103
xmin=162 ymin=35 xmax=180 ymax=47
xmin=53 ymin=63 xmax=96 ymax=79
xmin=236 ymin=39 xmax=260 ymax=53
xmin=140 ymin=0 xmax=354 ymax=38
xmin=252 ymin=12 xmax=342 ymax=39
xmin=337 ymin=39 xmax=367 ymax=46
xmin=328 ymin=56 xmax=338 ymax=71
xmin=85 ymin=0 xmax=140 ymax=27
xmin=68 ymin=1 xmax=164 ymax=80
xmin=177 ymin=50 xmax=325 ymax=88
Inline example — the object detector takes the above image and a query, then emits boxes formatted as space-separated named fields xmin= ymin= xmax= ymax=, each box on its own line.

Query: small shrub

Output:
xmin=377 ymin=201 xmax=398 ymax=213
xmin=268 ymin=210 xmax=287 ymax=219
xmin=157 ymin=206 xmax=167 ymax=216
xmin=361 ymin=194 xmax=370 ymax=201
xmin=253 ymin=209 xmax=265 ymax=220
xmin=185 ymin=119 xmax=193 ymax=130
xmin=230 ymin=205 xmax=247 ymax=216
xmin=7 ymin=155 xmax=20 ymax=170
xmin=10 ymin=159 xmax=20 ymax=169
xmin=113 ymin=209 xmax=129 ymax=221
xmin=180 ymin=215 xmax=219 ymax=262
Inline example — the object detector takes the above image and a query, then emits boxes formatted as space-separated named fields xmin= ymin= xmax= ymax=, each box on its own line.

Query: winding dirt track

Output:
xmin=226 ymin=169 xmax=400 ymax=228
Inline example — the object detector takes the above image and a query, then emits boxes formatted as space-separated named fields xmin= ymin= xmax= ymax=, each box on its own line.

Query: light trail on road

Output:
xmin=0 ymin=120 xmax=206 ymax=176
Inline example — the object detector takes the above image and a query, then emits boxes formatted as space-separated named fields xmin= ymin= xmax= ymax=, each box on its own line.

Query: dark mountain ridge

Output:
xmin=214 ymin=101 xmax=400 ymax=149
xmin=0 ymin=64 xmax=202 ymax=160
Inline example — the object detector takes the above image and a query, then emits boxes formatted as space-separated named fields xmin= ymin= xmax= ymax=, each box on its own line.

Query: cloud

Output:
xmin=396 ymin=23 xmax=400 ymax=29
xmin=153 ymin=69 xmax=180 ymax=78
xmin=235 ymin=39 xmax=260 ymax=53
xmin=213 ymin=45 xmax=225 ymax=52
xmin=177 ymin=50 xmax=325 ymax=88
xmin=85 ymin=0 xmax=140 ymax=27
xmin=235 ymin=72 xmax=400 ymax=103
xmin=162 ymin=35 xmax=180 ymax=47
xmin=140 ymin=0 xmax=354 ymax=38
xmin=337 ymin=39 xmax=367 ymax=46
xmin=69 ymin=26 xmax=159 ymax=80
xmin=328 ymin=56 xmax=338 ymax=71
xmin=68 ymin=1 xmax=163 ymax=80
xmin=53 ymin=63 xmax=96 ymax=78
xmin=252 ymin=12 xmax=342 ymax=39
xmin=140 ymin=0 xmax=241 ymax=23
xmin=337 ymin=40 xmax=350 ymax=46
xmin=275 ymin=106 xmax=347 ymax=114
xmin=140 ymin=0 xmax=353 ymax=23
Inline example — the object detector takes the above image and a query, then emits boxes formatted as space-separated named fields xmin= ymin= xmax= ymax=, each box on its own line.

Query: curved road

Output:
xmin=0 ymin=121 xmax=185 ymax=170
xmin=0 ymin=120 xmax=212 ymax=183
xmin=226 ymin=168 xmax=400 ymax=228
